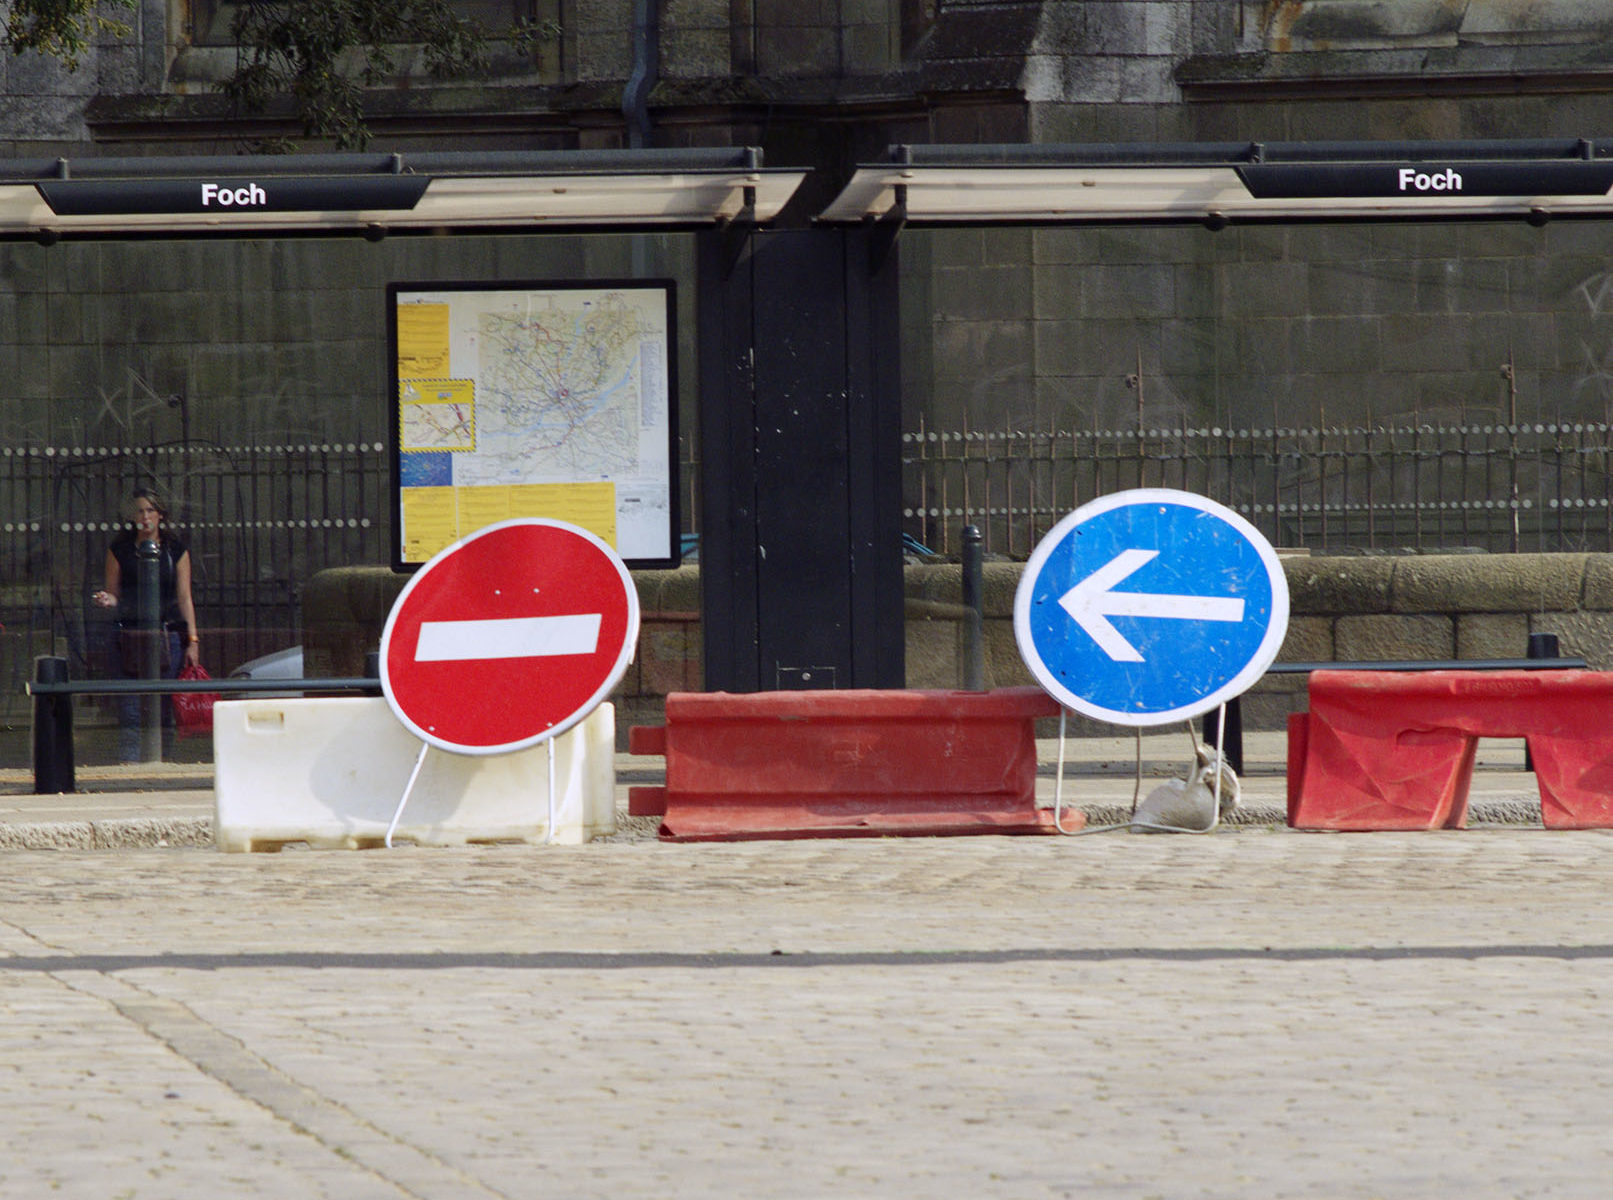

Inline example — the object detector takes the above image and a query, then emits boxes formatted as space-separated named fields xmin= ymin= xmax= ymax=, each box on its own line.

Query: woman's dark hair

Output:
xmin=131 ymin=487 xmax=169 ymax=521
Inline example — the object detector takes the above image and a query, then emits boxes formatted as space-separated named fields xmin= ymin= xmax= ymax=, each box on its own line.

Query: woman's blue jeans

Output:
xmin=117 ymin=629 xmax=182 ymax=763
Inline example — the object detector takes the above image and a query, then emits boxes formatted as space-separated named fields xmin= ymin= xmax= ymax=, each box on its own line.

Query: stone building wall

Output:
xmin=0 ymin=232 xmax=692 ymax=445
xmin=12 ymin=2 xmax=1613 ymax=736
xmin=906 ymin=215 xmax=1613 ymax=507
xmin=15 ymin=4 xmax=1613 ymax=456
xmin=11 ymin=3 xmax=1613 ymax=163
xmin=0 ymin=230 xmax=698 ymax=721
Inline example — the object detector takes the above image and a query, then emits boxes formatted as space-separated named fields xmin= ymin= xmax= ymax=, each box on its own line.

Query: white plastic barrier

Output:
xmin=213 ymin=697 xmax=616 ymax=852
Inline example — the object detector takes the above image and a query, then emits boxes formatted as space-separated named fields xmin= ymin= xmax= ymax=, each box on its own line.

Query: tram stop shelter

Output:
xmin=12 ymin=139 xmax=1613 ymax=704
xmin=0 ymin=148 xmax=907 ymax=698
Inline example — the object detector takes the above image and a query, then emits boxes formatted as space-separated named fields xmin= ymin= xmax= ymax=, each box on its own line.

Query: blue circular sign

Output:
xmin=1013 ymin=489 xmax=1289 ymax=726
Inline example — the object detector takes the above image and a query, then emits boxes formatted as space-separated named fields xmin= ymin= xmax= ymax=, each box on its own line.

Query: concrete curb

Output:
xmin=0 ymin=801 xmax=1555 ymax=850
xmin=1076 ymin=800 xmax=1542 ymax=829
xmin=0 ymin=817 xmax=213 ymax=851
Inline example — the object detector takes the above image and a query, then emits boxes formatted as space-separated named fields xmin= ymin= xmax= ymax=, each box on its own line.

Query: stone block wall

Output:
xmin=910 ymin=216 xmax=1613 ymax=470
xmin=905 ymin=552 xmax=1613 ymax=731
xmin=308 ymin=552 xmax=1613 ymax=741
xmin=302 ymin=564 xmax=703 ymax=740
xmin=1255 ymin=552 xmax=1613 ymax=727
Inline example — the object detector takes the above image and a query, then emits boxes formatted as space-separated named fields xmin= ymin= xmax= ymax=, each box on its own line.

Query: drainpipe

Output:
xmin=623 ymin=0 xmax=660 ymax=149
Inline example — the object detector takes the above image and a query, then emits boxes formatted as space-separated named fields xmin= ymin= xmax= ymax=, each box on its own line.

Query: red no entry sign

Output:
xmin=380 ymin=518 xmax=640 ymax=754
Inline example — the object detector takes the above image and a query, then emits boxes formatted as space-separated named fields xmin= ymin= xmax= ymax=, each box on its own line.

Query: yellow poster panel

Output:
xmin=400 ymin=487 xmax=459 ymax=563
xmin=399 ymin=379 xmax=475 ymax=452
xmin=456 ymin=486 xmax=513 ymax=535
xmin=508 ymin=482 xmax=618 ymax=547
xmin=396 ymin=303 xmax=451 ymax=378
xmin=445 ymin=483 xmax=616 ymax=547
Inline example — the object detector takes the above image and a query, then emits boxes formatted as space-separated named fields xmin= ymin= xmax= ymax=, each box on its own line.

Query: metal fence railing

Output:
xmin=903 ymin=418 xmax=1613 ymax=558
xmin=6 ymin=416 xmax=1609 ymax=751
xmin=0 ymin=430 xmax=709 ymax=748
xmin=0 ymin=438 xmax=390 ymax=731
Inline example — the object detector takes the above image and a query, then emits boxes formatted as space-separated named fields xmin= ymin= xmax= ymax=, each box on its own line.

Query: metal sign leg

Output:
xmin=1053 ymin=708 xmax=1085 ymax=835
xmin=545 ymin=738 xmax=556 ymax=845
xmin=386 ymin=741 xmax=431 ymax=848
xmin=1205 ymin=702 xmax=1227 ymax=834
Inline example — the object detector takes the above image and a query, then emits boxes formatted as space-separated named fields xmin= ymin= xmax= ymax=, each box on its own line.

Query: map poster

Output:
xmin=387 ymin=279 xmax=679 ymax=570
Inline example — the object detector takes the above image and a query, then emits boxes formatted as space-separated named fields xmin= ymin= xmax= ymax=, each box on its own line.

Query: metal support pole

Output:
xmin=137 ymin=539 xmax=162 ymax=763
xmin=1524 ymin=632 xmax=1561 ymax=771
xmin=386 ymin=741 xmax=431 ymax=849
xmin=961 ymin=524 xmax=985 ymax=691
xmin=31 ymin=656 xmax=74 ymax=794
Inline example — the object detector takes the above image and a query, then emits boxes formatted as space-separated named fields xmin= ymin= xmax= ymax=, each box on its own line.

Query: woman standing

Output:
xmin=91 ymin=488 xmax=200 ymax=761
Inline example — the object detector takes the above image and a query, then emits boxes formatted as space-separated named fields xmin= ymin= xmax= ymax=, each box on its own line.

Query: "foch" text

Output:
xmin=1398 ymin=168 xmax=1462 ymax=193
xmin=200 ymin=182 xmax=268 ymax=207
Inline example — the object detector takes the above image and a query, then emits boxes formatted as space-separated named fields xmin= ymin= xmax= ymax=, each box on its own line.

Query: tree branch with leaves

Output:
xmin=4 ymin=0 xmax=136 ymax=69
xmin=5 ymin=0 xmax=554 ymax=151
xmin=222 ymin=0 xmax=551 ymax=150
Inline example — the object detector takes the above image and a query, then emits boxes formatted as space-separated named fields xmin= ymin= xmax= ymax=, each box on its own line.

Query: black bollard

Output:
xmin=961 ymin=525 xmax=984 ymax=691
xmin=31 ymin=656 xmax=75 ymax=794
xmin=1523 ymin=632 xmax=1562 ymax=772
xmin=137 ymin=538 xmax=163 ymax=763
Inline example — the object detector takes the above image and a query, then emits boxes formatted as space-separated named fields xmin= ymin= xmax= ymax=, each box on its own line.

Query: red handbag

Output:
xmin=173 ymin=662 xmax=219 ymax=735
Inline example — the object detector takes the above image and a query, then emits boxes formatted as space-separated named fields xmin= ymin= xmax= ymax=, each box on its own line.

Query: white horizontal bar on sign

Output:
xmin=415 ymin=614 xmax=602 ymax=662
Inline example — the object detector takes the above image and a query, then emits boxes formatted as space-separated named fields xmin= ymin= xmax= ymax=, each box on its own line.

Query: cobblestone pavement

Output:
xmin=1 ymin=829 xmax=1611 ymax=1198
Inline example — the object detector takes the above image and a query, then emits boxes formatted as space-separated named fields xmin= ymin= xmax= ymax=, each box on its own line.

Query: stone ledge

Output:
xmin=305 ymin=553 xmax=1613 ymax=735
xmin=1177 ymin=44 xmax=1613 ymax=99
xmin=303 ymin=564 xmax=701 ymax=679
xmin=1390 ymin=552 xmax=1588 ymax=613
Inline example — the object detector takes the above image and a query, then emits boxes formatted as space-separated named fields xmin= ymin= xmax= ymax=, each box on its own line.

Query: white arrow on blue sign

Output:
xmin=1013 ymin=488 xmax=1290 ymax=727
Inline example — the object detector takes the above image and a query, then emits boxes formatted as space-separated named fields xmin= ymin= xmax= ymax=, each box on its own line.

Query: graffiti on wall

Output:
xmin=1574 ymin=271 xmax=1613 ymax=411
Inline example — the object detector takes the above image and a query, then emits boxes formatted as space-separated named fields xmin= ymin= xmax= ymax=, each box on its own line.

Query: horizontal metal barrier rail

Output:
xmin=27 ymin=654 xmax=382 ymax=795
xmin=1263 ymin=657 xmax=1589 ymax=674
xmin=26 ymin=678 xmax=382 ymax=697
xmin=1206 ymin=656 xmax=1590 ymax=775
xmin=27 ymin=654 xmax=1598 ymax=798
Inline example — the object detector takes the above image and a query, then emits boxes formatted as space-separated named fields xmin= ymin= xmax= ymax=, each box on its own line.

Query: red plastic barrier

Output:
xmin=628 ymin=687 xmax=1071 ymax=841
xmin=1288 ymin=669 xmax=1613 ymax=830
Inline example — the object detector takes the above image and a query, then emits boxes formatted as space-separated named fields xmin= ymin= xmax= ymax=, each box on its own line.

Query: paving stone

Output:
xmin=0 ymin=822 xmax=1607 ymax=1195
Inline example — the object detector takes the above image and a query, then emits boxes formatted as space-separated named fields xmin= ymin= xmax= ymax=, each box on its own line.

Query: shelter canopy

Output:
xmin=0 ymin=147 xmax=804 ymax=238
xmin=817 ymin=139 xmax=1613 ymax=226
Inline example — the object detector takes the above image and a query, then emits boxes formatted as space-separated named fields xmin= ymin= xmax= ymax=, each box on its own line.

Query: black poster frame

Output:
xmin=386 ymin=277 xmax=680 ymax=572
